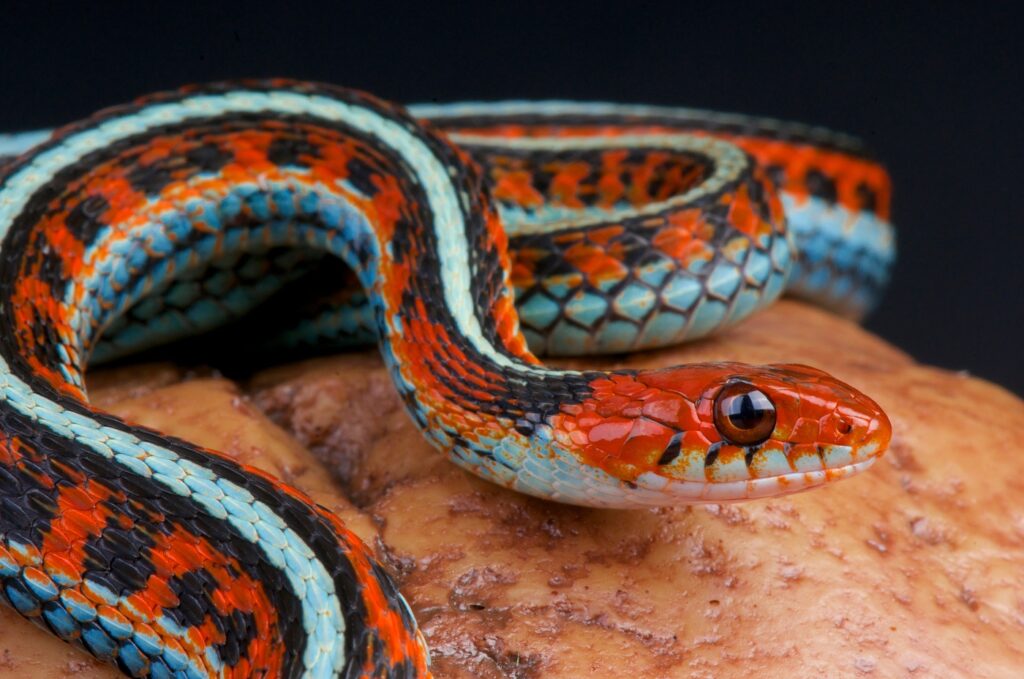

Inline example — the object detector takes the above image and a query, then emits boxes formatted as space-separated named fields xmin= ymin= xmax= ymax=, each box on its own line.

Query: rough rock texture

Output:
xmin=1 ymin=301 xmax=1022 ymax=678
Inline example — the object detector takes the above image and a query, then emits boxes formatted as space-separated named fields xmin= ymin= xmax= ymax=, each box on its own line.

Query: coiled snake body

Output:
xmin=0 ymin=81 xmax=893 ymax=677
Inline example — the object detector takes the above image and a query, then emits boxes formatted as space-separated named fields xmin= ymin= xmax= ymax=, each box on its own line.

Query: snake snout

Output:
xmin=840 ymin=388 xmax=892 ymax=463
xmin=762 ymin=363 xmax=893 ymax=469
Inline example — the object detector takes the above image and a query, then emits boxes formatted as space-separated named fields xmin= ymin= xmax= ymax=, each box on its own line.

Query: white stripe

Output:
xmin=0 ymin=130 xmax=50 ymax=157
xmin=0 ymin=90 xmax=534 ymax=377
xmin=409 ymin=100 xmax=864 ymax=150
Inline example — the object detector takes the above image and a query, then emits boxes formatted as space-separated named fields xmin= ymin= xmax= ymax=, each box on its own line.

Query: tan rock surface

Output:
xmin=1 ymin=301 xmax=1021 ymax=678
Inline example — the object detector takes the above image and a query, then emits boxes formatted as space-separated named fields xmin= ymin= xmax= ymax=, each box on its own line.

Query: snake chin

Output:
xmin=632 ymin=456 xmax=880 ymax=505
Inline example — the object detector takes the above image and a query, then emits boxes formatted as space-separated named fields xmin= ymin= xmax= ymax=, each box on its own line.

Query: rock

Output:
xmin=1 ymin=301 xmax=1021 ymax=678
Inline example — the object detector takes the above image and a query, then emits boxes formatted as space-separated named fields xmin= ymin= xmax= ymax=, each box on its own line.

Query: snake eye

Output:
xmin=713 ymin=382 xmax=776 ymax=446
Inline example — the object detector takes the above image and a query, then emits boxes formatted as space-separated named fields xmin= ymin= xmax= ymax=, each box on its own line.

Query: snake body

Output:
xmin=0 ymin=81 xmax=893 ymax=677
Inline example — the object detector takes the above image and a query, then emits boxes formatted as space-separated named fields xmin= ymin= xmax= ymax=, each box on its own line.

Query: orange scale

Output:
xmin=0 ymin=544 xmax=14 ymax=569
xmin=731 ymin=197 xmax=766 ymax=239
xmin=585 ymin=418 xmax=633 ymax=449
xmin=610 ymin=374 xmax=646 ymax=394
xmin=130 ymin=621 xmax=165 ymax=653
xmin=182 ymin=627 xmax=209 ymax=656
xmin=493 ymin=170 xmax=546 ymax=208
xmin=563 ymin=243 xmax=628 ymax=286
xmin=620 ymin=419 xmax=676 ymax=468
xmin=697 ymin=417 xmax=722 ymax=444
xmin=22 ymin=566 xmax=53 ymax=590
xmin=640 ymin=394 xmax=685 ymax=424
xmin=620 ymin=403 xmax=643 ymax=419
xmin=789 ymin=417 xmax=821 ymax=444
xmin=20 ymin=463 xmax=56 ymax=489
xmin=64 ymin=508 xmax=107 ymax=537
xmin=597 ymin=176 xmax=627 ymax=207
xmin=96 ymin=604 xmax=131 ymax=631
xmin=192 ymin=540 xmax=223 ymax=564
xmin=551 ymin=230 xmax=585 ymax=247
xmin=231 ymin=147 xmax=273 ymax=169
xmin=81 ymin=580 xmax=115 ymax=606
xmin=714 ymin=444 xmax=747 ymax=466
xmin=802 ymin=397 xmax=838 ymax=422
xmin=219 ymin=164 xmax=257 ymax=184
xmin=42 ymin=551 xmax=79 ymax=582
xmin=594 ymin=395 xmax=632 ymax=418
xmin=638 ymin=399 xmax=696 ymax=430
xmin=122 ymin=592 xmax=160 ymax=622
xmin=819 ymin=412 xmax=853 ymax=442
xmin=199 ymin=618 xmax=227 ymax=646
xmin=586 ymin=225 xmax=626 ymax=246
xmin=666 ymin=163 xmax=706 ymax=199
xmin=43 ymin=523 xmax=77 ymax=552
xmin=162 ymin=541 xmax=198 ymax=567
xmin=0 ymin=441 xmax=19 ymax=467
xmin=679 ymin=400 xmax=703 ymax=430
xmin=600 ymin=148 xmax=629 ymax=169
xmin=572 ymin=408 xmax=599 ymax=425
xmin=680 ymin=429 xmax=714 ymax=451
xmin=568 ymin=429 xmax=589 ymax=447
xmin=682 ymin=240 xmax=716 ymax=269
xmin=161 ymin=637 xmax=189 ymax=665
xmin=147 ymin=552 xmax=180 ymax=579
xmin=226 ymin=579 xmax=258 ymax=611
xmin=59 ymin=589 xmax=95 ymax=615
xmin=633 ymin=386 xmax=660 ymax=401
xmin=227 ymin=658 xmax=251 ymax=679
xmin=137 ymin=143 xmax=174 ymax=165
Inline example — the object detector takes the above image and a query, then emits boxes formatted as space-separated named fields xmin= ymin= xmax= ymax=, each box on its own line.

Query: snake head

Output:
xmin=552 ymin=362 xmax=891 ymax=505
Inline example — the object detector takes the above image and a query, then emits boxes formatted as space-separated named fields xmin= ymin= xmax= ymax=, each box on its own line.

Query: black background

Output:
xmin=1 ymin=3 xmax=1020 ymax=393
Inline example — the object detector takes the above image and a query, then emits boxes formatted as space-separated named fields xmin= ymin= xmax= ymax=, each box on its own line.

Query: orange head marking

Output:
xmin=556 ymin=362 xmax=891 ymax=503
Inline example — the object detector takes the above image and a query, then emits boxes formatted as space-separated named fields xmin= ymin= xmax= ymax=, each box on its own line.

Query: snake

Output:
xmin=0 ymin=81 xmax=894 ymax=678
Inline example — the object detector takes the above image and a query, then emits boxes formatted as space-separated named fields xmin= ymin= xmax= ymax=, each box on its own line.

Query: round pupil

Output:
xmin=726 ymin=392 xmax=771 ymax=429
xmin=714 ymin=383 xmax=777 ymax=446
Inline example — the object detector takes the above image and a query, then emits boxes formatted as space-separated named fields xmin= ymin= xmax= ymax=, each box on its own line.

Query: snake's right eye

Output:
xmin=713 ymin=382 xmax=776 ymax=446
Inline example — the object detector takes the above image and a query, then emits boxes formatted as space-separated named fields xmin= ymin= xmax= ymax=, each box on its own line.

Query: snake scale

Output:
xmin=0 ymin=81 xmax=894 ymax=678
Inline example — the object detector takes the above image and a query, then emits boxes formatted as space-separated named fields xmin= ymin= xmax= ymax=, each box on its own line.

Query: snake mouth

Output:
xmin=630 ymin=457 xmax=878 ymax=506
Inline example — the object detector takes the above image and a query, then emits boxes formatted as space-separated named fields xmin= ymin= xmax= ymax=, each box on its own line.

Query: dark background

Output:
xmin=1 ymin=3 xmax=1020 ymax=393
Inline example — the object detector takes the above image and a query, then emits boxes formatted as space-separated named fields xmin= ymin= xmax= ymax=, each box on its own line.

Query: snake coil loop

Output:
xmin=0 ymin=81 xmax=892 ymax=677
